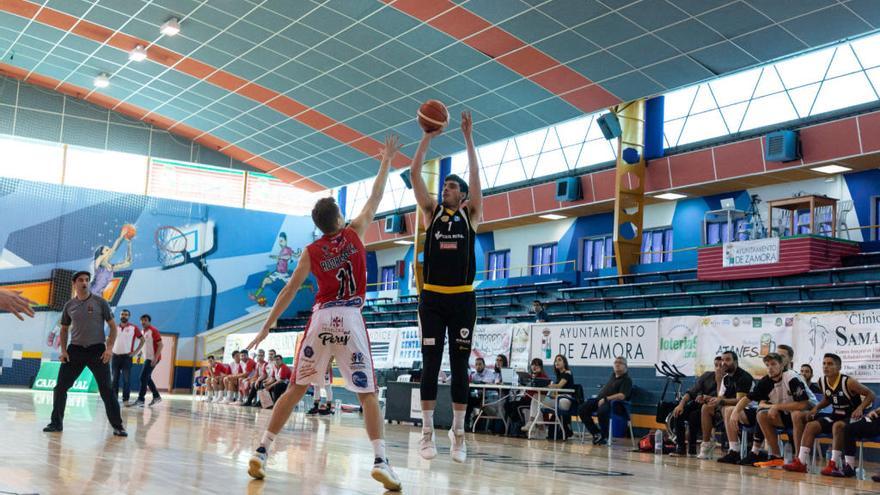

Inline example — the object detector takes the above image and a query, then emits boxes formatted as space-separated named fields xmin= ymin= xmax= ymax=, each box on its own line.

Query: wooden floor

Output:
xmin=0 ymin=388 xmax=877 ymax=495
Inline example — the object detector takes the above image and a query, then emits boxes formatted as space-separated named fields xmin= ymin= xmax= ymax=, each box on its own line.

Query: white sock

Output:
xmin=798 ymin=446 xmax=810 ymax=464
xmin=752 ymin=444 xmax=762 ymax=455
xmin=372 ymin=439 xmax=386 ymax=460
xmin=729 ymin=441 xmax=740 ymax=452
xmin=260 ymin=431 xmax=276 ymax=450
xmin=452 ymin=410 xmax=466 ymax=434
xmin=831 ymin=450 xmax=842 ymax=464
xmin=421 ymin=409 xmax=434 ymax=434
xmin=845 ymin=455 xmax=855 ymax=467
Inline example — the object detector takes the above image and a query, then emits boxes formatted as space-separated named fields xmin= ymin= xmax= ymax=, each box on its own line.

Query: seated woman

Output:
xmin=523 ymin=355 xmax=577 ymax=437
xmin=505 ymin=358 xmax=548 ymax=432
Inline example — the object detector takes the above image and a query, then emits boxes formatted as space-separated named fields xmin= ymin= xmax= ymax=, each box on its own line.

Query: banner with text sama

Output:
xmin=530 ymin=320 xmax=658 ymax=367
xmin=794 ymin=310 xmax=880 ymax=383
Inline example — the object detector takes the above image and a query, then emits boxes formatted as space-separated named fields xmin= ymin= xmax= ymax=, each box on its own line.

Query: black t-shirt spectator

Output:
xmin=535 ymin=309 xmax=548 ymax=322
xmin=597 ymin=372 xmax=632 ymax=401
xmin=720 ymin=367 xmax=754 ymax=399
xmin=555 ymin=370 xmax=574 ymax=388
xmin=687 ymin=371 xmax=718 ymax=398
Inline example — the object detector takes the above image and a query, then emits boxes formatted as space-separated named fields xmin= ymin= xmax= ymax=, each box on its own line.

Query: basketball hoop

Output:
xmin=155 ymin=225 xmax=188 ymax=268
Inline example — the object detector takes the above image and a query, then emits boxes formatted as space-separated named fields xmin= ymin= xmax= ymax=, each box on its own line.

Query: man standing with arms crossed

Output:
xmin=410 ymin=111 xmax=481 ymax=463
xmin=111 ymin=309 xmax=144 ymax=404
xmin=245 ymin=135 xmax=402 ymax=491
xmin=44 ymin=270 xmax=127 ymax=436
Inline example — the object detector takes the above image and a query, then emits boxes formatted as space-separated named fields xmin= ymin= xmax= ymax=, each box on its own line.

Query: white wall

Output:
xmin=493 ymin=218 xmax=575 ymax=277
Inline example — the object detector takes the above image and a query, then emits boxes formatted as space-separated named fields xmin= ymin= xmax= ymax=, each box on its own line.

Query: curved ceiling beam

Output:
xmin=0 ymin=62 xmax=324 ymax=191
xmin=383 ymin=0 xmax=621 ymax=113
xmin=0 ymin=0 xmax=412 ymax=181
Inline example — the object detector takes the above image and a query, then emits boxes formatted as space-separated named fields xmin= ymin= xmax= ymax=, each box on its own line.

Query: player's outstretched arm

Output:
xmin=247 ymin=250 xmax=311 ymax=350
xmin=461 ymin=110 xmax=482 ymax=228
xmin=351 ymin=134 xmax=401 ymax=238
xmin=411 ymin=128 xmax=443 ymax=223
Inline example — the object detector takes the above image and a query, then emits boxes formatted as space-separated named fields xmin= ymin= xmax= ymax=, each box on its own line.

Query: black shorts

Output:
xmin=815 ymin=413 xmax=849 ymax=435
xmin=417 ymin=290 xmax=477 ymax=355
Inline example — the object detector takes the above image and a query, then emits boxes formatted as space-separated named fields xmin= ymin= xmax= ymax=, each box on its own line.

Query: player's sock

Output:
xmin=260 ymin=430 xmax=277 ymax=450
xmin=729 ymin=441 xmax=740 ymax=453
xmin=421 ymin=409 xmax=434 ymax=434
xmin=830 ymin=450 xmax=842 ymax=465
xmin=371 ymin=439 xmax=386 ymax=460
xmin=452 ymin=410 xmax=466 ymax=435
xmin=798 ymin=446 xmax=810 ymax=464
xmin=845 ymin=455 xmax=855 ymax=467
xmin=751 ymin=444 xmax=762 ymax=454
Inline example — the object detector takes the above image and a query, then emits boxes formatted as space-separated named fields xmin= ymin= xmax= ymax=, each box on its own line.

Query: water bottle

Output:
xmin=654 ymin=429 xmax=664 ymax=455
xmin=334 ymin=399 xmax=341 ymax=414
xmin=783 ymin=442 xmax=792 ymax=463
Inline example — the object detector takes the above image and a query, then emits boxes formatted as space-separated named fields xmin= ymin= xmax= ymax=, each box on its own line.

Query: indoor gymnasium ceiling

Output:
xmin=0 ymin=0 xmax=879 ymax=190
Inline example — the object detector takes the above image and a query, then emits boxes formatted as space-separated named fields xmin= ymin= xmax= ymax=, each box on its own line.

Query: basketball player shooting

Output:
xmin=410 ymin=110 xmax=482 ymax=463
xmin=245 ymin=135 xmax=403 ymax=491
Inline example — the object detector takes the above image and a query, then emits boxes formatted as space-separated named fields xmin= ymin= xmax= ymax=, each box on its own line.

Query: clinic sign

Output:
xmin=32 ymin=361 xmax=98 ymax=392
xmin=722 ymin=237 xmax=779 ymax=268
xmin=531 ymin=319 xmax=658 ymax=367
xmin=794 ymin=311 xmax=880 ymax=382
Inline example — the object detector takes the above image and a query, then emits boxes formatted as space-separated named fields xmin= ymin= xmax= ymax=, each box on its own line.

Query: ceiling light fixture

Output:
xmin=538 ymin=214 xmax=566 ymax=220
xmin=654 ymin=192 xmax=687 ymax=200
xmin=811 ymin=164 xmax=852 ymax=174
xmin=160 ymin=18 xmax=180 ymax=36
xmin=129 ymin=45 xmax=147 ymax=62
xmin=393 ymin=240 xmax=413 ymax=245
xmin=93 ymin=73 xmax=110 ymax=88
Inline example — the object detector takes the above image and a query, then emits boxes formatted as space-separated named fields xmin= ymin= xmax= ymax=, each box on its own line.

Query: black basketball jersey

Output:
xmin=423 ymin=205 xmax=475 ymax=288
xmin=820 ymin=374 xmax=858 ymax=418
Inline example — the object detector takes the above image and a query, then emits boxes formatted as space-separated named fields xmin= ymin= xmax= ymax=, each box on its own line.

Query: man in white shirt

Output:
xmin=111 ymin=309 xmax=144 ymax=403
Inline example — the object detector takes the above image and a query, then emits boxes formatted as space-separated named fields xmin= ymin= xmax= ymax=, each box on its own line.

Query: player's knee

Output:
xmin=833 ymin=421 xmax=846 ymax=434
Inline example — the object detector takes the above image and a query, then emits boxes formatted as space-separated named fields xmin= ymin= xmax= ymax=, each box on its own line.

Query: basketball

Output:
xmin=121 ymin=224 xmax=137 ymax=240
xmin=417 ymin=99 xmax=448 ymax=132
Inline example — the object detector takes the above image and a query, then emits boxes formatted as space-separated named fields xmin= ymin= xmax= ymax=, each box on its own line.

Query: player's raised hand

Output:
xmin=460 ymin=110 xmax=473 ymax=139
xmin=379 ymin=134 xmax=401 ymax=162
xmin=0 ymin=289 xmax=36 ymax=320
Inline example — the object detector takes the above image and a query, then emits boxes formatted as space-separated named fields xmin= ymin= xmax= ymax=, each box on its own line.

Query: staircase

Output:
xmin=199 ymin=307 xmax=272 ymax=358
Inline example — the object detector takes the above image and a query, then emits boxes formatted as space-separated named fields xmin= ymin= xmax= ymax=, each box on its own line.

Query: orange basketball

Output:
xmin=121 ymin=224 xmax=137 ymax=240
xmin=417 ymin=99 xmax=448 ymax=132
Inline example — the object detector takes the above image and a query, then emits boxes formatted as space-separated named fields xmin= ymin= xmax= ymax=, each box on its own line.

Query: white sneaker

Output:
xmin=418 ymin=430 xmax=437 ymax=460
xmin=521 ymin=418 xmax=535 ymax=432
xmin=248 ymin=448 xmax=268 ymax=480
xmin=370 ymin=458 xmax=402 ymax=491
xmin=697 ymin=442 xmax=714 ymax=460
xmin=448 ymin=429 xmax=466 ymax=463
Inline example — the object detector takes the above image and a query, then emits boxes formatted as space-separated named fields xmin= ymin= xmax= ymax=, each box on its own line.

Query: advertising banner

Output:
xmin=794 ymin=311 xmax=880 ymax=383
xmin=367 ymin=327 xmax=399 ymax=369
xmin=32 ymin=361 xmax=97 ymax=392
xmin=468 ymin=324 xmax=514 ymax=367
xmin=530 ymin=319 xmax=659 ymax=367
xmin=695 ymin=314 xmax=795 ymax=376
xmin=722 ymin=237 xmax=780 ymax=268
xmin=657 ymin=316 xmax=701 ymax=376
xmin=509 ymin=324 xmax=532 ymax=370
xmin=223 ymin=332 xmax=300 ymax=364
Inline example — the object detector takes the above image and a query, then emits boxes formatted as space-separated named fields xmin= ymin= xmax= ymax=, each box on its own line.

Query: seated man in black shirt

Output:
xmin=670 ymin=356 xmax=722 ymax=456
xmin=577 ymin=356 xmax=632 ymax=445
xmin=698 ymin=350 xmax=753 ymax=459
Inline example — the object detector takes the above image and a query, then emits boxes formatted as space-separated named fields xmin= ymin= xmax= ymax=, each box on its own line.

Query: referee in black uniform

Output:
xmin=410 ymin=110 xmax=481 ymax=464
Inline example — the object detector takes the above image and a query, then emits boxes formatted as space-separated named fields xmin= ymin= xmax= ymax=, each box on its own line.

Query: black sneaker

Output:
xmin=738 ymin=450 xmax=767 ymax=466
xmin=113 ymin=427 xmax=128 ymax=437
xmin=306 ymin=405 xmax=320 ymax=415
xmin=717 ymin=450 xmax=741 ymax=464
xmin=687 ymin=445 xmax=698 ymax=457
xmin=126 ymin=400 xmax=145 ymax=408
xmin=319 ymin=407 xmax=332 ymax=416
xmin=148 ymin=397 xmax=162 ymax=407
xmin=43 ymin=423 xmax=63 ymax=433
xmin=870 ymin=472 xmax=879 ymax=482
xmin=591 ymin=434 xmax=606 ymax=445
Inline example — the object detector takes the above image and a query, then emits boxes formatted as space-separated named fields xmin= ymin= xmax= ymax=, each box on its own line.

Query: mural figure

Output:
xmin=251 ymin=233 xmax=301 ymax=306
xmin=91 ymin=225 xmax=135 ymax=296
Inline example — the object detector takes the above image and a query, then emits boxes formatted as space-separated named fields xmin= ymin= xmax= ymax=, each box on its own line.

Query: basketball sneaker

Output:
xmin=738 ymin=450 xmax=767 ymax=466
xmin=370 ymin=457 xmax=402 ymax=491
xmin=306 ymin=404 xmax=320 ymax=415
xmin=821 ymin=460 xmax=856 ymax=477
xmin=248 ymin=447 xmax=268 ymax=480
xmin=418 ymin=430 xmax=437 ymax=460
xmin=448 ymin=429 xmax=467 ymax=463
xmin=754 ymin=455 xmax=785 ymax=468
xmin=716 ymin=450 xmax=741 ymax=464
xmin=148 ymin=397 xmax=162 ymax=407
xmin=782 ymin=458 xmax=807 ymax=472
xmin=696 ymin=442 xmax=714 ymax=459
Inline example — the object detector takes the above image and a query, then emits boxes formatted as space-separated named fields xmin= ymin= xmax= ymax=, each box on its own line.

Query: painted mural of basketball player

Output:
xmin=251 ymin=233 xmax=303 ymax=306
xmin=91 ymin=230 xmax=133 ymax=296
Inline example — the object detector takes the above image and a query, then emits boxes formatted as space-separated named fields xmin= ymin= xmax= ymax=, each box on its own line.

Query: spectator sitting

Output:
xmin=532 ymin=301 xmax=548 ymax=322
xmin=467 ymin=357 xmax=498 ymax=431
xmin=505 ymin=358 xmax=548 ymax=432
xmin=522 ymin=354 xmax=576 ymax=438
xmin=577 ymin=356 xmax=633 ymax=445
xmin=265 ymin=354 xmax=291 ymax=404
xmin=670 ymin=356 xmax=722 ymax=456
xmin=800 ymin=363 xmax=822 ymax=394
xmin=492 ymin=354 xmax=508 ymax=384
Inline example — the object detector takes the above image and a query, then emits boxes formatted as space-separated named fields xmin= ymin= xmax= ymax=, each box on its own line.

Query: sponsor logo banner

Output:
xmin=722 ymin=237 xmax=779 ymax=268
xmin=695 ymin=314 xmax=794 ymax=377
xmin=795 ymin=311 xmax=880 ymax=383
xmin=530 ymin=319 xmax=659 ymax=367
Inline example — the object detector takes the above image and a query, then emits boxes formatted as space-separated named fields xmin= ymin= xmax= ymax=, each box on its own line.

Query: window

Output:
xmin=530 ymin=243 xmax=557 ymax=275
xmin=641 ymin=228 xmax=674 ymax=264
xmin=0 ymin=136 xmax=64 ymax=184
xmin=64 ymin=146 xmax=148 ymax=194
xmin=379 ymin=266 xmax=397 ymax=291
xmin=486 ymin=250 xmax=510 ymax=280
xmin=582 ymin=236 xmax=614 ymax=271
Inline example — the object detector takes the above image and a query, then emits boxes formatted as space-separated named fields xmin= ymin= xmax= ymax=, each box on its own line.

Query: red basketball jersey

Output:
xmin=307 ymin=227 xmax=366 ymax=309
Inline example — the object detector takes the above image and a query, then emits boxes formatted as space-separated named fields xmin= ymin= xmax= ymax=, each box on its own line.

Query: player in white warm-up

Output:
xmin=245 ymin=135 xmax=402 ymax=491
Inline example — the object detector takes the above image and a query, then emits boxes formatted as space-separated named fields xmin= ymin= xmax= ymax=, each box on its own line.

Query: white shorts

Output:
xmin=295 ymin=306 xmax=376 ymax=393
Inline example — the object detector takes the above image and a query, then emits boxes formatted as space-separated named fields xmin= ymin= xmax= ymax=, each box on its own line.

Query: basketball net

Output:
xmin=155 ymin=226 xmax=188 ymax=267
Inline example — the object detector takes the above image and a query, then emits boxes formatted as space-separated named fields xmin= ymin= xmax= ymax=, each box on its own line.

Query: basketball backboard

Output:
xmin=155 ymin=220 xmax=215 ymax=268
